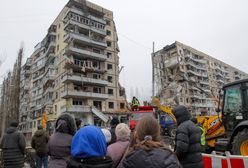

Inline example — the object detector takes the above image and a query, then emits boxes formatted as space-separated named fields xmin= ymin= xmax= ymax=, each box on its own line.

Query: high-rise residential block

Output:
xmin=152 ymin=41 xmax=248 ymax=115
xmin=19 ymin=0 xmax=127 ymax=139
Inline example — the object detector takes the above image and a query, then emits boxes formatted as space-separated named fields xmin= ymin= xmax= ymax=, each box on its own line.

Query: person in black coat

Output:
xmin=122 ymin=116 xmax=181 ymax=168
xmin=0 ymin=122 xmax=26 ymax=168
xmin=109 ymin=117 xmax=120 ymax=145
xmin=173 ymin=105 xmax=203 ymax=168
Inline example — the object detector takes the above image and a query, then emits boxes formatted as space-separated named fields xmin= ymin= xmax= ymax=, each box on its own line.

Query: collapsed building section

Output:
xmin=152 ymin=41 xmax=248 ymax=115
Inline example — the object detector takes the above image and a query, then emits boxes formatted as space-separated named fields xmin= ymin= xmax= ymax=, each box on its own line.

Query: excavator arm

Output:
xmin=152 ymin=97 xmax=176 ymax=122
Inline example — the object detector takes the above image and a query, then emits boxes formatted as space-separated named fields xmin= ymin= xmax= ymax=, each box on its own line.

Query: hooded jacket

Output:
xmin=67 ymin=126 xmax=112 ymax=168
xmin=123 ymin=148 xmax=181 ymax=168
xmin=0 ymin=126 xmax=26 ymax=168
xmin=48 ymin=113 xmax=77 ymax=168
xmin=31 ymin=129 xmax=49 ymax=156
xmin=173 ymin=106 xmax=203 ymax=168
xmin=107 ymin=137 xmax=130 ymax=168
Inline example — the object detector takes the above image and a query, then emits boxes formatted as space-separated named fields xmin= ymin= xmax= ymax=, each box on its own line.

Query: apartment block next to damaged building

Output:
xmin=19 ymin=0 xmax=127 ymax=140
xmin=152 ymin=41 xmax=248 ymax=115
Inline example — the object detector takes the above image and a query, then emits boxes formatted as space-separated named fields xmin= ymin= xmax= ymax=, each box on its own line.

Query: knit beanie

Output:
xmin=101 ymin=128 xmax=112 ymax=143
xmin=115 ymin=123 xmax=131 ymax=140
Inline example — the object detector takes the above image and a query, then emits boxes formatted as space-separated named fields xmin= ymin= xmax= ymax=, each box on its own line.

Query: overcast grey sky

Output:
xmin=0 ymin=0 xmax=248 ymax=102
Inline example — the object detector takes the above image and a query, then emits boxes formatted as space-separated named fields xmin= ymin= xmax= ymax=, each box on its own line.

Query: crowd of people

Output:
xmin=0 ymin=105 xmax=204 ymax=168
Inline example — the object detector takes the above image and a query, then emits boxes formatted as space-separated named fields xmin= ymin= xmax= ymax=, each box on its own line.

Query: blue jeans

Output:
xmin=36 ymin=155 xmax=48 ymax=168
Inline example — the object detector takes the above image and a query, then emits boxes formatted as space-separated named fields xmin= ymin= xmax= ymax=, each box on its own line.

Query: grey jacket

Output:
xmin=48 ymin=132 xmax=73 ymax=168
xmin=0 ymin=127 xmax=26 ymax=168
xmin=107 ymin=139 xmax=129 ymax=168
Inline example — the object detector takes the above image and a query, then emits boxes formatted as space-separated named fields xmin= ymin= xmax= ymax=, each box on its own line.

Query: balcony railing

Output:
xmin=186 ymin=61 xmax=207 ymax=70
xmin=192 ymin=102 xmax=214 ymax=108
xmin=187 ymin=70 xmax=208 ymax=77
xmin=200 ymin=80 xmax=209 ymax=85
xmin=60 ymin=105 xmax=91 ymax=113
xmin=62 ymin=74 xmax=108 ymax=86
xmin=42 ymin=74 xmax=55 ymax=85
xmin=64 ymin=46 xmax=107 ymax=61
xmin=64 ymin=19 xmax=106 ymax=36
xmin=190 ymin=57 xmax=206 ymax=64
xmin=44 ymin=99 xmax=53 ymax=107
xmin=64 ymin=32 xmax=107 ymax=49
xmin=190 ymin=94 xmax=207 ymax=99
xmin=64 ymin=8 xmax=106 ymax=25
xmin=61 ymin=90 xmax=109 ymax=99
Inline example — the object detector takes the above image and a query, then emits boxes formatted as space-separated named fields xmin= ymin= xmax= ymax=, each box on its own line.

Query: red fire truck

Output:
xmin=129 ymin=106 xmax=155 ymax=130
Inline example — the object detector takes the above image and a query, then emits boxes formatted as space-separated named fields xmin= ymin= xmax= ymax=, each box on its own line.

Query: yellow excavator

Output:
xmin=151 ymin=97 xmax=177 ymax=137
xmin=154 ymin=78 xmax=248 ymax=156
xmin=197 ymin=115 xmax=225 ymax=149
xmin=152 ymin=97 xmax=226 ymax=149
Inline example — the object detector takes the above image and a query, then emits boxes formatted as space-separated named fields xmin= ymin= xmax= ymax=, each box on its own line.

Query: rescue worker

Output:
xmin=191 ymin=117 xmax=206 ymax=152
xmin=131 ymin=96 xmax=140 ymax=111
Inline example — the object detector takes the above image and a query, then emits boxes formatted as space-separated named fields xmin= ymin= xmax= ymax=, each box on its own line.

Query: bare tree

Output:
xmin=0 ymin=46 xmax=23 ymax=137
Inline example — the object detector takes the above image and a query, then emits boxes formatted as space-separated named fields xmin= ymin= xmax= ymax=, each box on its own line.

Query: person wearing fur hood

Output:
xmin=48 ymin=113 xmax=77 ymax=168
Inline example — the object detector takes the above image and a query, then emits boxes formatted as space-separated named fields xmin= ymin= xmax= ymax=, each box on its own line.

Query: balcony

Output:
xmin=186 ymin=61 xmax=206 ymax=70
xmin=62 ymin=74 xmax=108 ymax=86
xmin=187 ymin=70 xmax=208 ymax=77
xmin=43 ymin=74 xmax=55 ymax=86
xmin=64 ymin=8 xmax=106 ymax=25
xmin=164 ymin=57 xmax=178 ymax=68
xmin=190 ymin=57 xmax=206 ymax=64
xmin=43 ymin=41 xmax=56 ymax=57
xmin=64 ymin=32 xmax=107 ymax=49
xmin=64 ymin=60 xmax=106 ymax=74
xmin=61 ymin=90 xmax=109 ymax=99
xmin=190 ymin=94 xmax=207 ymax=100
xmin=32 ymin=73 xmax=45 ymax=81
xmin=216 ymin=79 xmax=225 ymax=84
xmin=64 ymin=19 xmax=106 ymax=36
xmin=46 ymin=53 xmax=55 ymax=63
xmin=34 ymin=104 xmax=42 ymax=110
xmin=192 ymin=102 xmax=214 ymax=108
xmin=30 ymin=102 xmax=36 ymax=108
xmin=32 ymin=93 xmax=43 ymax=101
xmin=64 ymin=46 xmax=107 ymax=61
xmin=44 ymin=99 xmax=53 ymax=107
xmin=216 ymin=71 xmax=224 ymax=77
xmin=200 ymin=80 xmax=209 ymax=85
xmin=60 ymin=105 xmax=91 ymax=113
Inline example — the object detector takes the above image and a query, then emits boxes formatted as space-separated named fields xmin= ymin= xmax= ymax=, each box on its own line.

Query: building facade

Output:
xmin=152 ymin=41 xmax=248 ymax=115
xmin=19 ymin=0 xmax=127 ymax=139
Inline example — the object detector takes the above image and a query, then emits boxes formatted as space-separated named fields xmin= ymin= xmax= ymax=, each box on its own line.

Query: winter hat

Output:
xmin=115 ymin=123 xmax=131 ymax=140
xmin=10 ymin=122 xmax=19 ymax=128
xmin=101 ymin=128 xmax=112 ymax=143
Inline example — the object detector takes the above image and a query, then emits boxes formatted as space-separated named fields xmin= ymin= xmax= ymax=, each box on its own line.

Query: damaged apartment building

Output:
xmin=152 ymin=41 xmax=248 ymax=115
xmin=19 ymin=0 xmax=127 ymax=139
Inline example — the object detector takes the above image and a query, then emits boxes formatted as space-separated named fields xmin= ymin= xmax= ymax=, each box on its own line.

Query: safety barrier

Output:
xmin=203 ymin=152 xmax=248 ymax=168
xmin=203 ymin=152 xmax=228 ymax=168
